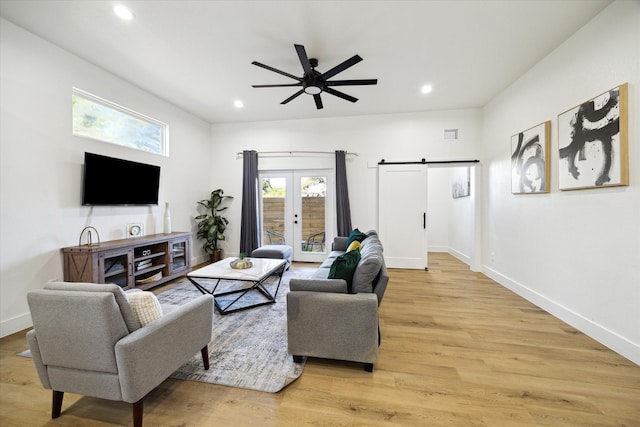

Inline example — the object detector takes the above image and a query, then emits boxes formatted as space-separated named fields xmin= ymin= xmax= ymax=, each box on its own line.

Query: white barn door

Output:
xmin=378 ymin=163 xmax=428 ymax=270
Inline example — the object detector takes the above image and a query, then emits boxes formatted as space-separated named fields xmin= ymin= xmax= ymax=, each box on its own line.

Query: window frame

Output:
xmin=72 ymin=87 xmax=169 ymax=156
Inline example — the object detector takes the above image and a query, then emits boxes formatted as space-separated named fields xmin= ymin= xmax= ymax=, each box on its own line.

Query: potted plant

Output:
xmin=195 ymin=189 xmax=233 ymax=262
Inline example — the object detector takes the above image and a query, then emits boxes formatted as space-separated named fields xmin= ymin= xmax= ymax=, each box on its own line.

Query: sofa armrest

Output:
xmin=287 ymin=291 xmax=379 ymax=364
xmin=332 ymin=236 xmax=349 ymax=251
xmin=289 ymin=278 xmax=348 ymax=293
xmin=115 ymin=294 xmax=213 ymax=402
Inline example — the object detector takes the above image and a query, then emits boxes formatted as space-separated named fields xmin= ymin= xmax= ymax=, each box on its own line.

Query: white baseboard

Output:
xmin=448 ymin=248 xmax=471 ymax=265
xmin=0 ymin=312 xmax=32 ymax=339
xmin=482 ymin=265 xmax=640 ymax=366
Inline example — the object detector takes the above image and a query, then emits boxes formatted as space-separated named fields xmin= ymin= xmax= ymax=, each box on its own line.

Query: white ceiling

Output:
xmin=0 ymin=0 xmax=612 ymax=124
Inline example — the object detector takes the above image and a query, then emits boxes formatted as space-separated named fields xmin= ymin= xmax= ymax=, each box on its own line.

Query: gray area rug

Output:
xmin=156 ymin=266 xmax=315 ymax=393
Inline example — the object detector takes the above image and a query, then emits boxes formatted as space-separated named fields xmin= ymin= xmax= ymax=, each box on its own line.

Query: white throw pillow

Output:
xmin=126 ymin=291 xmax=163 ymax=326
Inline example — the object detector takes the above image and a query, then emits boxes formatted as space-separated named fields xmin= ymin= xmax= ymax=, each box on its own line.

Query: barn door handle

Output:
xmin=423 ymin=212 xmax=426 ymax=229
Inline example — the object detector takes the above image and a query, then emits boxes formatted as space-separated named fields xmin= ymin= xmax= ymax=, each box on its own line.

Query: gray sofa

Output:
xmin=287 ymin=230 xmax=389 ymax=372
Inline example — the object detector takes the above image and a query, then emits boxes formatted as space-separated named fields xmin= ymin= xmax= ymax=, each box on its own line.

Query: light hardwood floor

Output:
xmin=1 ymin=253 xmax=638 ymax=426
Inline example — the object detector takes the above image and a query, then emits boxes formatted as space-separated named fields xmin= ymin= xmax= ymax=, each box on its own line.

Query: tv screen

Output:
xmin=82 ymin=152 xmax=160 ymax=206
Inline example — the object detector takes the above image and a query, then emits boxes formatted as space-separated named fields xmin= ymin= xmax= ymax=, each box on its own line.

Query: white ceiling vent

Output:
xmin=444 ymin=129 xmax=459 ymax=140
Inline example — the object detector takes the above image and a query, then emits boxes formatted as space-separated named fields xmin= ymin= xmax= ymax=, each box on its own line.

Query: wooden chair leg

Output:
xmin=52 ymin=390 xmax=64 ymax=418
xmin=133 ymin=399 xmax=143 ymax=427
xmin=201 ymin=345 xmax=210 ymax=370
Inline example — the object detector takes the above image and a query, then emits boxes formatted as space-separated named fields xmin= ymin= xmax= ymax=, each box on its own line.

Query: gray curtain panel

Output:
xmin=240 ymin=150 xmax=260 ymax=255
xmin=335 ymin=150 xmax=353 ymax=236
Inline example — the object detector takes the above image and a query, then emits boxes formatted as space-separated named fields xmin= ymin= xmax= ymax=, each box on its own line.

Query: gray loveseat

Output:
xmin=287 ymin=230 xmax=389 ymax=372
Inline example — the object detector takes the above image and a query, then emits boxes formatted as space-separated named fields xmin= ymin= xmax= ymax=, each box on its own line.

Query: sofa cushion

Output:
xmin=346 ymin=228 xmax=367 ymax=248
xmin=320 ymin=257 xmax=336 ymax=269
xmin=328 ymin=249 xmax=361 ymax=292
xmin=351 ymin=235 xmax=384 ymax=294
xmin=346 ymin=240 xmax=362 ymax=252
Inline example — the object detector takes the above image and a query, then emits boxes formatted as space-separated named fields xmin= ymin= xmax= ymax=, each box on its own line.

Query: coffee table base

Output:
xmin=188 ymin=265 xmax=285 ymax=315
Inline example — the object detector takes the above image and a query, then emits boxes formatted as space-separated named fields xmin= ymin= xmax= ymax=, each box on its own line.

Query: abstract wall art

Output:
xmin=558 ymin=83 xmax=628 ymax=190
xmin=452 ymin=167 xmax=470 ymax=198
xmin=511 ymin=121 xmax=550 ymax=194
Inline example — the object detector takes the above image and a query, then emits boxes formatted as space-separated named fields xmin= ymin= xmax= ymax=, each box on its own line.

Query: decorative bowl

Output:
xmin=230 ymin=258 xmax=253 ymax=269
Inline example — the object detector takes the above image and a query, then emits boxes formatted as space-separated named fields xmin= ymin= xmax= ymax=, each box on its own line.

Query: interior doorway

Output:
xmin=260 ymin=170 xmax=332 ymax=263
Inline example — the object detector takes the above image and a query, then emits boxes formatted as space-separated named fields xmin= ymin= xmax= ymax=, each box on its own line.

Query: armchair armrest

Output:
xmin=115 ymin=294 xmax=213 ymax=402
xmin=287 ymin=291 xmax=379 ymax=364
xmin=289 ymin=278 xmax=347 ymax=293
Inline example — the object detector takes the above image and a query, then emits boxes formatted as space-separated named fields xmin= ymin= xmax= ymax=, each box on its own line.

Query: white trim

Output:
xmin=0 ymin=312 xmax=32 ymax=338
xmin=482 ymin=265 xmax=640 ymax=365
xmin=72 ymin=87 xmax=169 ymax=156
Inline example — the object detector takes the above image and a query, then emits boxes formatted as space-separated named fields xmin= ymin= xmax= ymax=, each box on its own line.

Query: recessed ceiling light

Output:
xmin=234 ymin=100 xmax=244 ymax=109
xmin=421 ymin=84 xmax=433 ymax=94
xmin=113 ymin=5 xmax=134 ymax=21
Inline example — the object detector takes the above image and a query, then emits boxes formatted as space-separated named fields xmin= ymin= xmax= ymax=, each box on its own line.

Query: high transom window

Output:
xmin=72 ymin=88 xmax=169 ymax=156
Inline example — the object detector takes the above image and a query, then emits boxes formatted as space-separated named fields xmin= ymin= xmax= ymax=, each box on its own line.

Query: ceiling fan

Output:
xmin=251 ymin=44 xmax=377 ymax=110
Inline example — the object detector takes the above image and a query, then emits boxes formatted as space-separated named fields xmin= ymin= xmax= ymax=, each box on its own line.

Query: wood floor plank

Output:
xmin=1 ymin=253 xmax=638 ymax=426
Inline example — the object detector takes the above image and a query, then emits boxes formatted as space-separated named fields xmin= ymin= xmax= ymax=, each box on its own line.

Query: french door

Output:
xmin=260 ymin=170 xmax=332 ymax=263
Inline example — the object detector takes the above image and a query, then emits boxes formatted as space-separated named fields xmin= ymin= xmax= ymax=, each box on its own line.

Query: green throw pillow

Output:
xmin=328 ymin=249 xmax=361 ymax=293
xmin=346 ymin=228 xmax=367 ymax=248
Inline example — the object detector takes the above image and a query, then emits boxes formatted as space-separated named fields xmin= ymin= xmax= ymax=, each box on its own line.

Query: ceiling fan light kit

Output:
xmin=252 ymin=44 xmax=377 ymax=110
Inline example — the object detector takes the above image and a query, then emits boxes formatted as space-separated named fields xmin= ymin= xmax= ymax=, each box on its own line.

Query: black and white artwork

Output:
xmin=452 ymin=167 xmax=470 ymax=199
xmin=558 ymin=84 xmax=628 ymax=190
xmin=511 ymin=121 xmax=550 ymax=194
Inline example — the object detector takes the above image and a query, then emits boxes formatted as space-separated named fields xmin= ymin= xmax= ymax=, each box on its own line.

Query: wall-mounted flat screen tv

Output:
xmin=82 ymin=152 xmax=160 ymax=206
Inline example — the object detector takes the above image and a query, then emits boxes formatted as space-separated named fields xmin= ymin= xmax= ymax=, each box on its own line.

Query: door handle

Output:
xmin=423 ymin=212 xmax=426 ymax=229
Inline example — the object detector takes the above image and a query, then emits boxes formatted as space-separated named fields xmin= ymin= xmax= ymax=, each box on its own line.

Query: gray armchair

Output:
xmin=26 ymin=282 xmax=213 ymax=427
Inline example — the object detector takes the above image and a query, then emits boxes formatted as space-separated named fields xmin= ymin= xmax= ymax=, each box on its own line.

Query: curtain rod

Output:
xmin=236 ymin=150 xmax=358 ymax=157
xmin=378 ymin=159 xmax=479 ymax=165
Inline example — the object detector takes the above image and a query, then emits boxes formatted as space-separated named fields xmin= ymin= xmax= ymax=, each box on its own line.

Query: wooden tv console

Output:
xmin=61 ymin=232 xmax=191 ymax=290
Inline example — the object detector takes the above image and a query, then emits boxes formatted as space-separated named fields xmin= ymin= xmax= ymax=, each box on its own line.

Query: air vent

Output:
xmin=444 ymin=129 xmax=459 ymax=140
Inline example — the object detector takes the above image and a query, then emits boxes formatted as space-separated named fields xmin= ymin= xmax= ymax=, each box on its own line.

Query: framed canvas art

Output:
xmin=452 ymin=167 xmax=470 ymax=198
xmin=558 ymin=83 xmax=628 ymax=190
xmin=511 ymin=121 xmax=550 ymax=194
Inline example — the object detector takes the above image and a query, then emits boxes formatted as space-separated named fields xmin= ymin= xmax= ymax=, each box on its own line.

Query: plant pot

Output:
xmin=210 ymin=249 xmax=223 ymax=263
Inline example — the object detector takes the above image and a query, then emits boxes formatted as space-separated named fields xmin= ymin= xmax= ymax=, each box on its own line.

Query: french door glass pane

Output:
xmin=300 ymin=176 xmax=326 ymax=253
xmin=261 ymin=177 xmax=286 ymax=245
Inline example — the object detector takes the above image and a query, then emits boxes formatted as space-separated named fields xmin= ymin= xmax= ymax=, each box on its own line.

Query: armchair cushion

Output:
xmin=45 ymin=282 xmax=141 ymax=332
xmin=126 ymin=291 xmax=163 ymax=326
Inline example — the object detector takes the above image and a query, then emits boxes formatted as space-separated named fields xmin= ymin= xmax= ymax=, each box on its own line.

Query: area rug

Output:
xmin=156 ymin=266 xmax=315 ymax=393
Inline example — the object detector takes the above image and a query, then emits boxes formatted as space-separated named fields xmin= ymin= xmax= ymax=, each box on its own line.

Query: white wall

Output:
xmin=481 ymin=0 xmax=640 ymax=364
xmin=0 ymin=19 xmax=213 ymax=337
xmin=209 ymin=110 xmax=482 ymax=261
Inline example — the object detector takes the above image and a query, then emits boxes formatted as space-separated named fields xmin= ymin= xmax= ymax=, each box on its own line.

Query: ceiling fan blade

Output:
xmin=325 ymin=79 xmax=378 ymax=86
xmin=281 ymin=89 xmax=305 ymax=105
xmin=314 ymin=94 xmax=323 ymax=110
xmin=252 ymin=61 xmax=301 ymax=81
xmin=294 ymin=44 xmax=313 ymax=76
xmin=321 ymin=55 xmax=363 ymax=80
xmin=252 ymin=83 xmax=302 ymax=88
xmin=324 ymin=87 xmax=358 ymax=103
